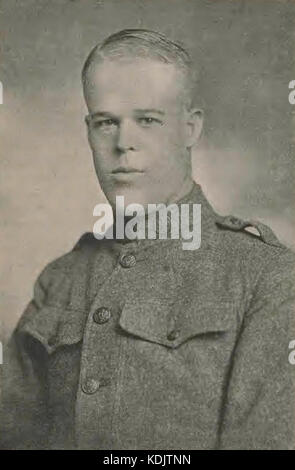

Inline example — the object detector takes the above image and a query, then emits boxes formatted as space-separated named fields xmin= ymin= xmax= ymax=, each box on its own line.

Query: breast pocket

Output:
xmin=118 ymin=297 xmax=237 ymax=350
xmin=116 ymin=297 xmax=238 ymax=439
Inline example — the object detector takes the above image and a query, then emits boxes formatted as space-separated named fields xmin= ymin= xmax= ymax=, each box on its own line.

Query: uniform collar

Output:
xmin=112 ymin=181 xmax=218 ymax=246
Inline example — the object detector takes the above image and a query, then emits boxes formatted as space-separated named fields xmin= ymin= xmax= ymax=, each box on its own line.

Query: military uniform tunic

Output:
xmin=1 ymin=183 xmax=294 ymax=449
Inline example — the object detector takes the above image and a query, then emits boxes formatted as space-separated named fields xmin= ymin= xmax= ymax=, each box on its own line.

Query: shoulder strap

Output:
xmin=216 ymin=215 xmax=285 ymax=249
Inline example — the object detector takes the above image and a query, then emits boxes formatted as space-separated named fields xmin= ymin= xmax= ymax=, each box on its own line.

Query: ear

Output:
xmin=185 ymin=108 xmax=203 ymax=148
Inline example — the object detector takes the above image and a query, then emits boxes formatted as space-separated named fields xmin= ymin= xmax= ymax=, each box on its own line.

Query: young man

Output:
xmin=1 ymin=29 xmax=294 ymax=450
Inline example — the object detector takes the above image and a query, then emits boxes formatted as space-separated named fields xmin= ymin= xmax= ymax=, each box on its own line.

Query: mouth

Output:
xmin=111 ymin=167 xmax=144 ymax=175
xmin=110 ymin=167 xmax=145 ymax=183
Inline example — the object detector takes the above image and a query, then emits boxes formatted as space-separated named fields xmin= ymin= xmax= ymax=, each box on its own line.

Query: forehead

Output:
xmin=84 ymin=58 xmax=185 ymax=111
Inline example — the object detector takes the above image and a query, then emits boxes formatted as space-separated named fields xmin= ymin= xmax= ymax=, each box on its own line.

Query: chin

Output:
xmin=104 ymin=185 xmax=158 ymax=210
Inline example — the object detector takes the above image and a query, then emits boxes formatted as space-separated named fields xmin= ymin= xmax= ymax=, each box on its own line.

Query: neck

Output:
xmin=165 ymin=175 xmax=194 ymax=206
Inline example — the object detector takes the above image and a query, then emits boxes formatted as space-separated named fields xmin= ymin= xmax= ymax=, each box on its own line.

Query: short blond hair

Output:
xmin=82 ymin=29 xmax=196 ymax=108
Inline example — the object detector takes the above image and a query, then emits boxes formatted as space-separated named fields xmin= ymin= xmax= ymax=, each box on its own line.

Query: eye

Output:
xmin=137 ymin=117 xmax=163 ymax=127
xmin=92 ymin=118 xmax=118 ymax=130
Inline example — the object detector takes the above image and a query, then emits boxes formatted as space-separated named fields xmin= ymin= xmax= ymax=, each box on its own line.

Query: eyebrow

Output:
xmin=88 ymin=111 xmax=116 ymax=119
xmin=134 ymin=109 xmax=165 ymax=115
xmin=88 ymin=109 xmax=166 ymax=119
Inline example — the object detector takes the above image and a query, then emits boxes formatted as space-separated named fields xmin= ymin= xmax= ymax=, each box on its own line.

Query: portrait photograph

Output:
xmin=0 ymin=0 xmax=294 ymax=453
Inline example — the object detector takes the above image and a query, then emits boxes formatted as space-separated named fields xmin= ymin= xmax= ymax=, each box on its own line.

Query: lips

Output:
xmin=111 ymin=167 xmax=144 ymax=174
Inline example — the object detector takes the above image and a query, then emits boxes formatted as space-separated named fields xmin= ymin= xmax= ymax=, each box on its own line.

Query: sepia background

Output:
xmin=0 ymin=0 xmax=295 ymax=335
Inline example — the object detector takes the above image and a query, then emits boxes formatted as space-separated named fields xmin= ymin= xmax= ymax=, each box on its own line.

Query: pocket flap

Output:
xmin=17 ymin=301 xmax=86 ymax=354
xmin=119 ymin=298 xmax=235 ymax=348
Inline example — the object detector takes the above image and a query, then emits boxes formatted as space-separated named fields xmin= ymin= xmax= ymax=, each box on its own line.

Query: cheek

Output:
xmin=145 ymin=127 xmax=187 ymax=178
xmin=91 ymin=143 xmax=115 ymax=176
xmin=88 ymin=132 xmax=116 ymax=155
xmin=146 ymin=125 xmax=185 ymax=160
xmin=159 ymin=119 xmax=186 ymax=147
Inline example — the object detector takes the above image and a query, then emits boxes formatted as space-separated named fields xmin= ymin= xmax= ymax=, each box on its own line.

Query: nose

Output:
xmin=116 ymin=119 xmax=137 ymax=152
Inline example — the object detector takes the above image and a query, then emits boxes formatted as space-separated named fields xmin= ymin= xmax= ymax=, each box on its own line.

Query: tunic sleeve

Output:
xmin=219 ymin=249 xmax=295 ymax=449
xmin=0 ymin=270 xmax=51 ymax=449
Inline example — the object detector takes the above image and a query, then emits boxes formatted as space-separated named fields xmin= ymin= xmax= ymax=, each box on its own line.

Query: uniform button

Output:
xmin=167 ymin=329 xmax=180 ymax=341
xmin=81 ymin=378 xmax=99 ymax=395
xmin=119 ymin=253 xmax=136 ymax=268
xmin=93 ymin=307 xmax=111 ymax=324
